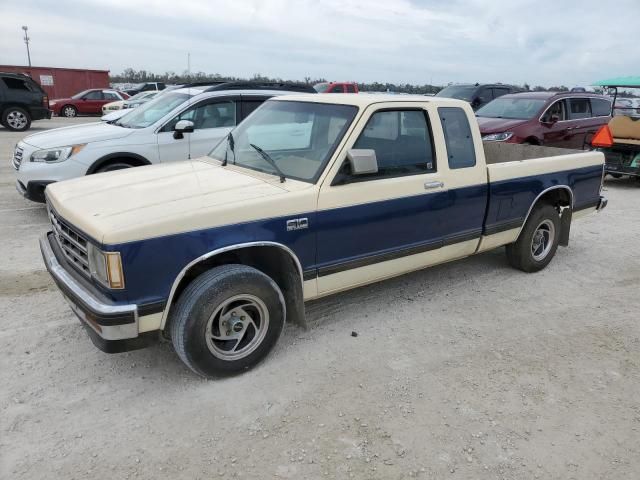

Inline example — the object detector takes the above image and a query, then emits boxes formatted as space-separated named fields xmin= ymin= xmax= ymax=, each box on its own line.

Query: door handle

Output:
xmin=424 ymin=181 xmax=444 ymax=190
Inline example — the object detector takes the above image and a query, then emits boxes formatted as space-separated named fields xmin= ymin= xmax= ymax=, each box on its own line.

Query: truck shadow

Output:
xmin=122 ymin=248 xmax=512 ymax=381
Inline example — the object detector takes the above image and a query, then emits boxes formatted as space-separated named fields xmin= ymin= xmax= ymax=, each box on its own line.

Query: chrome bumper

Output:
xmin=40 ymin=233 xmax=139 ymax=342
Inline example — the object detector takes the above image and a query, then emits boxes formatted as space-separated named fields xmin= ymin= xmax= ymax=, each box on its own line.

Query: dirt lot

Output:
xmin=1 ymin=117 xmax=639 ymax=480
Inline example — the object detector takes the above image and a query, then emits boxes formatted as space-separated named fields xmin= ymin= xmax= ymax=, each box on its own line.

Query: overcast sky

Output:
xmin=1 ymin=0 xmax=639 ymax=87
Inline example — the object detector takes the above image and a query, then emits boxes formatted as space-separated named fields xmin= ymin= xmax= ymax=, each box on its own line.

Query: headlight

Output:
xmin=88 ymin=244 xmax=125 ymax=289
xmin=30 ymin=144 xmax=86 ymax=163
xmin=482 ymin=132 xmax=514 ymax=142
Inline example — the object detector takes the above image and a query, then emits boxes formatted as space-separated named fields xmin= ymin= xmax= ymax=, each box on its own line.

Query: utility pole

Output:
xmin=187 ymin=52 xmax=190 ymax=77
xmin=21 ymin=26 xmax=31 ymax=67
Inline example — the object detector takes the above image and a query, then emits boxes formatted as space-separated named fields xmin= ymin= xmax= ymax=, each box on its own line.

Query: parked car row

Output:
xmin=13 ymin=81 xmax=315 ymax=202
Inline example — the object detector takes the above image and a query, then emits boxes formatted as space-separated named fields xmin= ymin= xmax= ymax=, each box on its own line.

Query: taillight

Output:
xmin=592 ymin=125 xmax=613 ymax=148
xmin=43 ymin=95 xmax=49 ymax=108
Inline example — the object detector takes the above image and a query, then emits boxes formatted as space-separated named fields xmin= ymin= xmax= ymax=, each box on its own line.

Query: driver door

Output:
xmin=540 ymin=99 xmax=572 ymax=147
xmin=156 ymin=98 xmax=238 ymax=162
xmin=80 ymin=90 xmax=103 ymax=114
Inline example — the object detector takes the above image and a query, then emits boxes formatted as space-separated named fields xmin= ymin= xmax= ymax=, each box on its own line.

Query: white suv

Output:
xmin=13 ymin=82 xmax=314 ymax=202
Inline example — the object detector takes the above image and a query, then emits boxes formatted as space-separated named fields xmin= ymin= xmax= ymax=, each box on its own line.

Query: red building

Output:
xmin=0 ymin=65 xmax=110 ymax=99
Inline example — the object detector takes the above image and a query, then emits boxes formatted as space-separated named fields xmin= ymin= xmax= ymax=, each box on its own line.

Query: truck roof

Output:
xmin=274 ymin=93 xmax=470 ymax=108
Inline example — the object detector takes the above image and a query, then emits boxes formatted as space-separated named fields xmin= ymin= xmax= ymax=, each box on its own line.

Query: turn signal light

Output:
xmin=591 ymin=125 xmax=613 ymax=148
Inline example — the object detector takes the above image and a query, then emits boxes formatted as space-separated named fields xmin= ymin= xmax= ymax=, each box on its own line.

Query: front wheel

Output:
xmin=170 ymin=264 xmax=286 ymax=377
xmin=506 ymin=204 xmax=561 ymax=272
xmin=61 ymin=105 xmax=77 ymax=117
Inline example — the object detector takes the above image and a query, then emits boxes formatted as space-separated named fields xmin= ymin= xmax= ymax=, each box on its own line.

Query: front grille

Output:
xmin=12 ymin=145 xmax=23 ymax=170
xmin=48 ymin=204 xmax=90 ymax=277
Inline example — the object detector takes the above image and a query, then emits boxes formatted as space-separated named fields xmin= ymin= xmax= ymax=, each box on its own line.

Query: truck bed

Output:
xmin=481 ymin=142 xmax=605 ymax=239
xmin=483 ymin=142 xmax=581 ymax=164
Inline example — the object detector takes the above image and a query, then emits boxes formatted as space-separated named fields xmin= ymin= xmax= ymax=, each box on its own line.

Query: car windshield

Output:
xmin=128 ymin=91 xmax=154 ymax=101
xmin=435 ymin=85 xmax=477 ymax=101
xmin=476 ymin=98 xmax=547 ymax=120
xmin=313 ymin=83 xmax=330 ymax=93
xmin=208 ymin=100 xmax=358 ymax=183
xmin=71 ymin=90 xmax=92 ymax=99
xmin=115 ymin=92 xmax=191 ymax=128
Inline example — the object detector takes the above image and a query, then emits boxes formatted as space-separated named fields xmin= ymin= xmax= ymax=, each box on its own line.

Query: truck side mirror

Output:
xmin=173 ymin=120 xmax=194 ymax=139
xmin=347 ymin=149 xmax=378 ymax=175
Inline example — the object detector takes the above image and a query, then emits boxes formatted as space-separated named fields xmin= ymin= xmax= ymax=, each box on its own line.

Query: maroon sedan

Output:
xmin=49 ymin=89 xmax=129 ymax=117
xmin=477 ymin=92 xmax=612 ymax=149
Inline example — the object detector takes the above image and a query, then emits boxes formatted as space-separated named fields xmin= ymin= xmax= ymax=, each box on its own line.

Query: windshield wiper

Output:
xmin=222 ymin=132 xmax=235 ymax=166
xmin=249 ymin=143 xmax=286 ymax=183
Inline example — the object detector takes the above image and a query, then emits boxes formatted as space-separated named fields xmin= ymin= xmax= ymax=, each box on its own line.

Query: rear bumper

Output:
xmin=40 ymin=232 xmax=159 ymax=353
xmin=29 ymin=107 xmax=52 ymax=121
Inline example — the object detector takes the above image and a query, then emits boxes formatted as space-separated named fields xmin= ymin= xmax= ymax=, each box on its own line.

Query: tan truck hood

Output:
xmin=46 ymin=159 xmax=295 ymax=244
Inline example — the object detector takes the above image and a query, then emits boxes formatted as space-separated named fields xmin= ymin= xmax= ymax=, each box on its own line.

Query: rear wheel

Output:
xmin=61 ymin=105 xmax=77 ymax=117
xmin=170 ymin=265 xmax=286 ymax=377
xmin=506 ymin=204 xmax=561 ymax=272
xmin=2 ymin=107 xmax=31 ymax=131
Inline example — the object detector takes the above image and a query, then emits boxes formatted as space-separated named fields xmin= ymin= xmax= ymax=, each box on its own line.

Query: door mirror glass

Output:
xmin=347 ymin=149 xmax=378 ymax=175
xmin=173 ymin=119 xmax=194 ymax=139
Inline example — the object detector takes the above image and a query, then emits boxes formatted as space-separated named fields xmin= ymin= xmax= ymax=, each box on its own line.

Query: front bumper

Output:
xmin=40 ymin=232 xmax=158 ymax=353
xmin=16 ymin=179 xmax=53 ymax=203
xmin=596 ymin=195 xmax=608 ymax=212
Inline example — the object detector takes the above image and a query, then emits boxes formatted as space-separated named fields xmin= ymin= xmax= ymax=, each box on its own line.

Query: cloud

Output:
xmin=1 ymin=0 xmax=639 ymax=87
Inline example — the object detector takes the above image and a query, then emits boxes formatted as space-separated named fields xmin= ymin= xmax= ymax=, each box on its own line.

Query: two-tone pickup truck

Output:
xmin=41 ymin=94 xmax=607 ymax=377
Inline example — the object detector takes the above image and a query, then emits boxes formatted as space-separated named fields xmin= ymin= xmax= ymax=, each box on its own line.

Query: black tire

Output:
xmin=94 ymin=162 xmax=134 ymax=173
xmin=61 ymin=105 xmax=77 ymax=118
xmin=506 ymin=204 xmax=561 ymax=272
xmin=170 ymin=264 xmax=286 ymax=377
xmin=2 ymin=107 xmax=31 ymax=131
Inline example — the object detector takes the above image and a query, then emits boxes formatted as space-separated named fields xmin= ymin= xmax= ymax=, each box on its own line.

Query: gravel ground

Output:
xmin=1 ymin=118 xmax=639 ymax=480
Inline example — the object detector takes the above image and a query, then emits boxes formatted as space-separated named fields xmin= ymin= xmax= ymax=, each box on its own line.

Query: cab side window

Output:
xmin=84 ymin=90 xmax=103 ymax=100
xmin=347 ymin=109 xmax=436 ymax=181
xmin=439 ymin=107 xmax=476 ymax=169
xmin=162 ymin=100 xmax=237 ymax=132
xmin=568 ymin=98 xmax=591 ymax=120
xmin=542 ymin=100 xmax=566 ymax=122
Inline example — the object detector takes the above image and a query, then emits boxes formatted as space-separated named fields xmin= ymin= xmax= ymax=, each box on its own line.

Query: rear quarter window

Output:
xmin=591 ymin=98 xmax=612 ymax=117
xmin=1 ymin=77 xmax=32 ymax=91
xmin=438 ymin=107 xmax=476 ymax=169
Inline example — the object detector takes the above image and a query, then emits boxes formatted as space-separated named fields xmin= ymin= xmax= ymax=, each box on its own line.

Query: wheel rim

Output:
xmin=6 ymin=110 xmax=27 ymax=129
xmin=63 ymin=107 xmax=76 ymax=117
xmin=205 ymin=294 xmax=269 ymax=361
xmin=531 ymin=219 xmax=555 ymax=261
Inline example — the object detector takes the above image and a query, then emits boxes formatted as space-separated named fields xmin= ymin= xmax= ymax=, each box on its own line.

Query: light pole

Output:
xmin=22 ymin=25 xmax=31 ymax=67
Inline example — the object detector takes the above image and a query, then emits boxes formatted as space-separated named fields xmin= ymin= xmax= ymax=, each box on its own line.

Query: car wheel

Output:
xmin=2 ymin=107 xmax=31 ymax=131
xmin=170 ymin=264 xmax=286 ymax=377
xmin=61 ymin=105 xmax=77 ymax=117
xmin=506 ymin=204 xmax=561 ymax=273
xmin=95 ymin=162 xmax=134 ymax=173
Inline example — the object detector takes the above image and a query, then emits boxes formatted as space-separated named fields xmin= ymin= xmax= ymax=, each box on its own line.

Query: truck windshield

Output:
xmin=115 ymin=92 xmax=191 ymax=128
xmin=476 ymin=98 xmax=547 ymax=120
xmin=208 ymin=100 xmax=358 ymax=183
xmin=435 ymin=85 xmax=476 ymax=101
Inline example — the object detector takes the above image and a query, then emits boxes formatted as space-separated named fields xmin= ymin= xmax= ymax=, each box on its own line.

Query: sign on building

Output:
xmin=40 ymin=75 xmax=54 ymax=86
